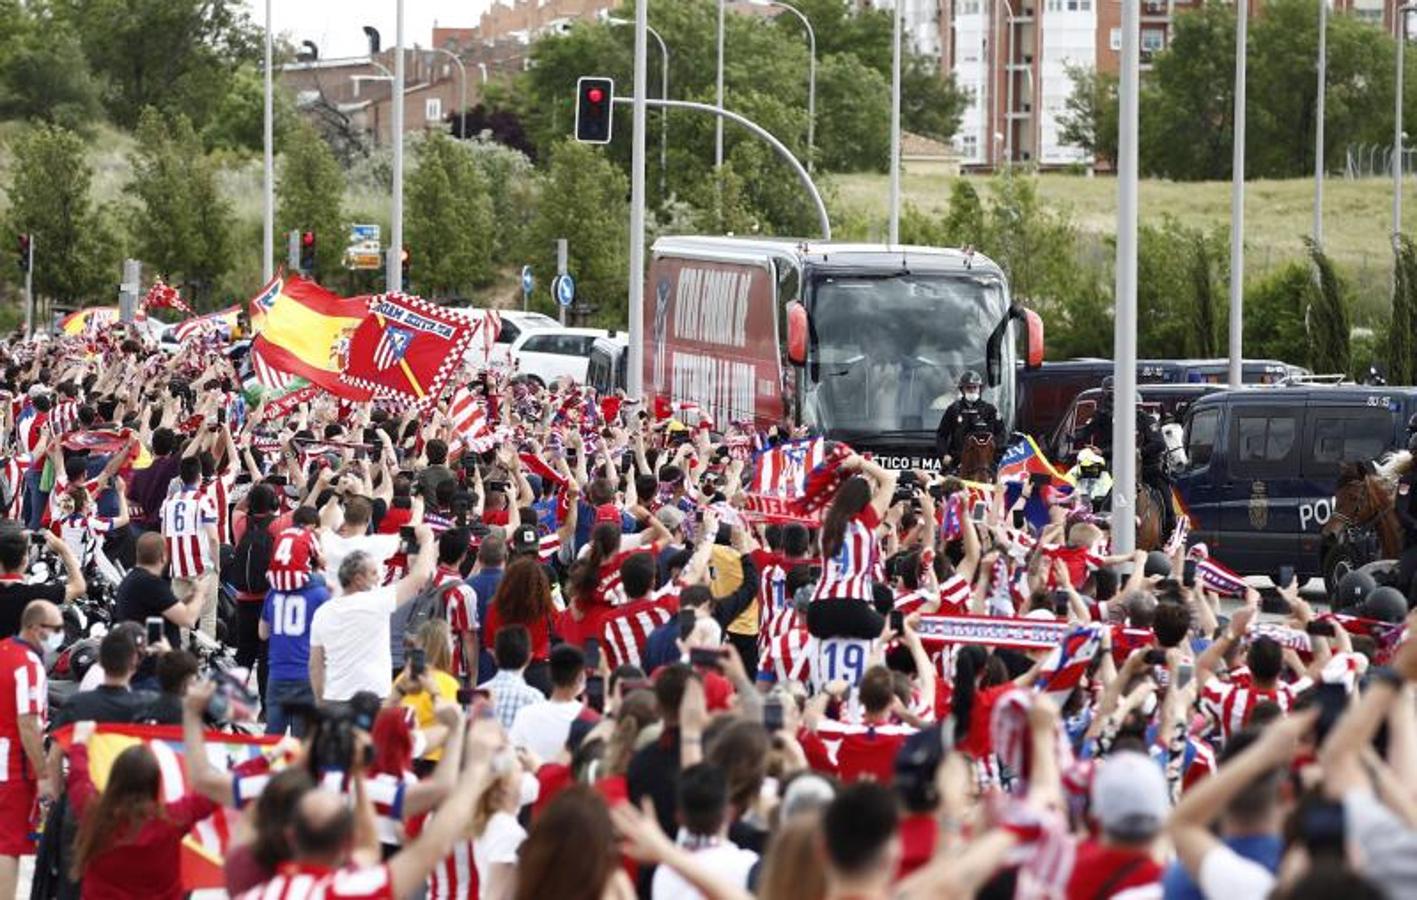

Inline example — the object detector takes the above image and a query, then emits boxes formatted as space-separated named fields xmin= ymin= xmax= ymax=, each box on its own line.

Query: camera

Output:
xmin=308 ymin=692 xmax=381 ymax=774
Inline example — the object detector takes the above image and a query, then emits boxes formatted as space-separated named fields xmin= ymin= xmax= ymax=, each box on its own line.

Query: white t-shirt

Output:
xmin=1198 ymin=844 xmax=1275 ymax=900
xmin=472 ymin=810 xmax=525 ymax=900
xmin=320 ymin=531 xmax=400 ymax=596
xmin=508 ymin=699 xmax=584 ymax=760
xmin=651 ymin=838 xmax=758 ymax=900
xmin=310 ymin=585 xmax=398 ymax=701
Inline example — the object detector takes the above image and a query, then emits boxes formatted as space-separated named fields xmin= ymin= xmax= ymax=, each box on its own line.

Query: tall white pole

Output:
xmin=628 ymin=0 xmax=649 ymax=398
xmin=888 ymin=0 xmax=902 ymax=244
xmin=262 ymin=0 xmax=273 ymax=282
xmin=715 ymin=0 xmax=725 ymax=178
xmin=1112 ymin=0 xmax=1140 ymax=556
xmin=1228 ymin=0 xmax=1247 ymax=388
xmin=1396 ymin=8 xmax=1408 ymax=243
xmin=1315 ymin=0 xmax=1327 ymax=247
xmin=805 ymin=16 xmax=815 ymax=173
xmin=658 ymin=30 xmax=669 ymax=198
xmin=1003 ymin=0 xmax=1014 ymax=167
xmin=387 ymin=0 xmax=405 ymax=291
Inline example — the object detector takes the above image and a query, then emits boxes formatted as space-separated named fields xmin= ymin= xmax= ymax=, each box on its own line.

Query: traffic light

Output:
xmin=299 ymin=231 xmax=316 ymax=273
xmin=400 ymin=247 xmax=410 ymax=291
xmin=16 ymin=234 xmax=30 ymax=274
xmin=574 ymin=77 xmax=614 ymax=144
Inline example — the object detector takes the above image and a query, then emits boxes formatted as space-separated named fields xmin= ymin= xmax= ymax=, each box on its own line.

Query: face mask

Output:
xmin=963 ymin=390 xmax=981 ymax=403
xmin=43 ymin=630 xmax=63 ymax=652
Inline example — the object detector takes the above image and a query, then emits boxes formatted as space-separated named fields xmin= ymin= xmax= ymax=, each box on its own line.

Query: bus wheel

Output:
xmin=1322 ymin=541 xmax=1360 ymax=599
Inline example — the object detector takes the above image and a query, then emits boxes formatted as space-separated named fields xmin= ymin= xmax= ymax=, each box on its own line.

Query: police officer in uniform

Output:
xmin=1076 ymin=377 xmax=1171 ymax=529
xmin=935 ymin=370 xmax=1006 ymax=472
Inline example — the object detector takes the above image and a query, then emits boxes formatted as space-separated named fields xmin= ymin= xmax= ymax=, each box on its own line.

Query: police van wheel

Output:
xmin=1322 ymin=543 xmax=1359 ymax=599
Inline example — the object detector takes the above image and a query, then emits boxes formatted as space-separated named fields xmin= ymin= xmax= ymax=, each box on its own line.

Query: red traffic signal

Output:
xmin=574 ymin=76 xmax=614 ymax=145
xmin=16 ymin=234 xmax=30 ymax=274
xmin=301 ymin=231 xmax=315 ymax=247
xmin=299 ymin=230 xmax=316 ymax=272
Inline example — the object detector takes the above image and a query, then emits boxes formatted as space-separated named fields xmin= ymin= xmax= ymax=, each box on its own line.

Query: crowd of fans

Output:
xmin=0 ymin=324 xmax=1412 ymax=900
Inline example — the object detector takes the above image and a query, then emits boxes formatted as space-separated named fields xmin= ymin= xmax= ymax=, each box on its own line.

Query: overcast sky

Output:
xmin=241 ymin=1 xmax=494 ymax=59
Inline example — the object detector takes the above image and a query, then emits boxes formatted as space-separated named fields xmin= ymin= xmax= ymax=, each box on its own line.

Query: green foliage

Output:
xmin=1241 ymin=262 xmax=1309 ymax=362
xmin=405 ymin=131 xmax=495 ymax=298
xmin=1141 ymin=4 xmax=1236 ymax=181
xmin=1136 ymin=218 xmax=1226 ymax=357
xmin=1389 ymin=237 xmax=1417 ymax=384
xmin=1057 ymin=64 xmax=1118 ymax=168
xmin=4 ymin=123 xmax=122 ymax=302
xmin=814 ymin=53 xmax=890 ymax=173
xmin=1304 ymin=238 xmax=1351 ymax=374
xmin=0 ymin=19 xmax=103 ymax=133
xmin=276 ymin=122 xmax=346 ymax=283
xmin=202 ymin=63 xmax=298 ymax=155
xmin=901 ymin=56 xmax=967 ymax=145
xmin=126 ymin=107 xmax=234 ymax=301
xmin=525 ymin=141 xmax=629 ymax=326
xmin=466 ymin=142 xmax=538 ymax=266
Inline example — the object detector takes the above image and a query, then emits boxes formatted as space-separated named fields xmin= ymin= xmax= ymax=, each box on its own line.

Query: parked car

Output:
xmin=485 ymin=310 xmax=560 ymax=372
xmin=508 ymin=327 xmax=626 ymax=386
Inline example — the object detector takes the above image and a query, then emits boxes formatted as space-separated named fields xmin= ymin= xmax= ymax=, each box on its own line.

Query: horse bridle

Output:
xmin=1330 ymin=475 xmax=1389 ymax=529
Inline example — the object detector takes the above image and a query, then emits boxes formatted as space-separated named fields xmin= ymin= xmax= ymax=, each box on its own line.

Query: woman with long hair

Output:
xmin=484 ymin=557 xmax=557 ymax=693
xmin=67 ymin=724 xmax=217 ymax=898
xmin=514 ymin=785 xmax=634 ymax=900
xmin=222 ymin=767 xmax=314 ymax=895
xmin=756 ymin=810 xmax=829 ymax=900
xmin=400 ymin=619 xmax=461 ymax=767
xmin=561 ymin=516 xmax=670 ymax=649
xmin=806 ymin=452 xmax=898 ymax=641
xmin=470 ymin=757 xmax=526 ymax=900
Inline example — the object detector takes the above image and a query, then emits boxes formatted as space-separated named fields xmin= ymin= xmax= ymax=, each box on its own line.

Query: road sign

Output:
xmin=345 ymin=223 xmax=383 ymax=271
xmin=521 ymin=265 xmax=534 ymax=295
xmin=554 ymin=273 xmax=576 ymax=308
xmin=350 ymin=224 xmax=381 ymax=244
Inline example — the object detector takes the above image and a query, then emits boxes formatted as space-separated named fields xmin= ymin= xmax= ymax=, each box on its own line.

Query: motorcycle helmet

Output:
xmin=1076 ymin=447 xmax=1106 ymax=478
xmin=1360 ymin=586 xmax=1408 ymax=624
xmin=1334 ymin=569 xmax=1377 ymax=612
xmin=958 ymin=370 xmax=983 ymax=392
xmin=67 ymin=640 xmax=99 ymax=682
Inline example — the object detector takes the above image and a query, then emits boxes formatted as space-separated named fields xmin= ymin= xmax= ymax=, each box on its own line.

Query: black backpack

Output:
xmin=390 ymin=580 xmax=450 ymax=668
xmin=224 ymin=515 xmax=275 ymax=595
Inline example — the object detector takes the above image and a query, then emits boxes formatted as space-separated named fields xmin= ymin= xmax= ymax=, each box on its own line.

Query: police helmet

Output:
xmin=1143 ymin=550 xmax=1172 ymax=579
xmin=1408 ymin=431 xmax=1417 ymax=455
xmin=1101 ymin=375 xmax=1115 ymax=393
xmin=1407 ymin=412 xmax=1417 ymax=435
xmin=1360 ymin=585 xmax=1409 ymax=624
xmin=1335 ymin=569 xmax=1377 ymax=611
xmin=958 ymin=370 xmax=984 ymax=390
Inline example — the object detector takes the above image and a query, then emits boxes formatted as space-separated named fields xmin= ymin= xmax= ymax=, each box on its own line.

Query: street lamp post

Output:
xmin=430 ymin=48 xmax=467 ymax=138
xmin=609 ymin=18 xmax=669 ymax=197
xmin=715 ymin=0 xmax=726 ymax=180
xmin=1395 ymin=3 xmax=1416 ymax=242
xmin=748 ymin=0 xmax=816 ymax=172
xmin=1228 ymin=0 xmax=1247 ymax=388
xmin=387 ymin=0 xmax=405 ymax=293
xmin=1113 ymin=0 xmax=1140 ymax=555
xmin=262 ymin=0 xmax=273 ymax=282
xmin=888 ymin=0 xmax=902 ymax=244
xmin=1315 ymin=0 xmax=1327 ymax=247
xmin=1001 ymin=0 xmax=1016 ymax=167
xmin=629 ymin=0 xmax=649 ymax=398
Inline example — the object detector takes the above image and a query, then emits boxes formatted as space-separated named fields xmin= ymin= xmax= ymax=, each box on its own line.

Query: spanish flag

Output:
xmin=247 ymin=274 xmax=369 ymax=397
xmin=58 ymin=307 xmax=121 ymax=336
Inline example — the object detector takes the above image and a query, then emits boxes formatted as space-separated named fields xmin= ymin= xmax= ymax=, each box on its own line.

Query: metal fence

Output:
xmin=1345 ymin=143 xmax=1416 ymax=179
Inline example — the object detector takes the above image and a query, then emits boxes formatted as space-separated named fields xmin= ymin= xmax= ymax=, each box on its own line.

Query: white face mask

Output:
xmin=43 ymin=630 xmax=63 ymax=652
xmin=963 ymin=390 xmax=981 ymax=403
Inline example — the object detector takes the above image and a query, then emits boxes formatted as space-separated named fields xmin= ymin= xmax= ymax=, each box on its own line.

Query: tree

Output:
xmin=405 ymin=132 xmax=495 ymax=298
xmin=4 ymin=123 xmax=121 ymax=302
xmin=814 ymin=53 xmax=890 ymax=172
xmin=1243 ymin=262 xmax=1309 ymax=362
xmin=453 ymin=104 xmax=537 ymax=159
xmin=126 ymin=107 xmax=234 ymax=301
xmin=1142 ymin=4 xmax=1236 ymax=180
xmin=525 ymin=141 xmax=629 ymax=326
xmin=202 ymin=62 xmax=298 ymax=154
xmin=1389 ymin=237 xmax=1417 ymax=384
xmin=1057 ymin=64 xmax=1118 ymax=168
xmin=277 ymin=122 xmax=347 ymax=283
xmin=0 ymin=19 xmax=103 ymax=132
xmin=1136 ymin=218 xmax=1225 ymax=357
xmin=49 ymin=0 xmax=261 ymax=132
xmin=466 ymin=142 xmax=537 ymax=266
xmin=901 ymin=56 xmax=968 ymax=145
xmin=1304 ymin=238 xmax=1351 ymax=375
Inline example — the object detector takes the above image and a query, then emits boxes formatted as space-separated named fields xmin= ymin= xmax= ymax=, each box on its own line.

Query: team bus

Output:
xmin=644 ymin=237 xmax=1045 ymax=470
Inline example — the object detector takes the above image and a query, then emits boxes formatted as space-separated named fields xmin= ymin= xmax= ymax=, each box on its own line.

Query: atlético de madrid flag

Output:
xmin=339 ymin=293 xmax=479 ymax=404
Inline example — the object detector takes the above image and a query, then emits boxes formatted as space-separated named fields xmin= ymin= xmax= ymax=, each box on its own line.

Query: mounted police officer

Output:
xmin=1075 ymin=377 xmax=1172 ymax=530
xmin=935 ymin=370 xmax=1006 ymax=472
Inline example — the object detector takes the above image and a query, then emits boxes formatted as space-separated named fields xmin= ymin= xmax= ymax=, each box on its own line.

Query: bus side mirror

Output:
xmin=1023 ymin=308 xmax=1044 ymax=368
xmin=786 ymin=301 xmax=807 ymax=367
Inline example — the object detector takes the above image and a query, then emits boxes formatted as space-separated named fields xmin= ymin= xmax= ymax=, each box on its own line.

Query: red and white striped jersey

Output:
xmin=428 ymin=839 xmax=477 ymax=900
xmin=813 ymin=717 xmax=918 ymax=783
xmin=0 ymin=457 xmax=23 ymax=520
xmin=812 ymin=508 xmax=882 ymax=603
xmin=201 ymin=473 xmax=233 ymax=545
xmin=592 ymin=545 xmax=659 ymax=608
xmin=160 ymin=487 xmax=218 ymax=578
xmin=47 ymin=400 xmax=79 ymax=437
xmin=0 ymin=637 xmax=45 ymax=781
xmin=437 ymin=567 xmax=479 ymax=681
xmin=364 ymin=770 xmax=414 ymax=846
xmin=893 ymin=588 xmax=935 ymax=617
xmin=45 ymin=473 xmax=101 ymax=525
xmin=759 ymin=629 xmax=814 ymax=685
xmin=600 ymin=596 xmax=677 ymax=670
xmin=235 ymin=863 xmax=395 ymax=900
xmin=1200 ymin=676 xmax=1308 ymax=740
xmin=937 ymin=574 xmax=971 ymax=614
xmin=17 ymin=410 xmax=47 ymax=457
xmin=51 ymin=513 xmax=115 ymax=569
xmin=756 ymin=554 xmax=790 ymax=653
xmin=268 ymin=527 xmax=321 ymax=592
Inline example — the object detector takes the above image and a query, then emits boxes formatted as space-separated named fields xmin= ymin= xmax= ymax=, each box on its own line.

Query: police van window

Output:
xmin=1305 ymin=409 xmax=1392 ymax=471
xmin=1185 ymin=407 xmax=1219 ymax=466
xmin=1233 ymin=411 xmax=1297 ymax=475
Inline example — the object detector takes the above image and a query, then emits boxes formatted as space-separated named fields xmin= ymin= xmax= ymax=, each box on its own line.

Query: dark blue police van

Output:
xmin=1172 ymin=384 xmax=1417 ymax=584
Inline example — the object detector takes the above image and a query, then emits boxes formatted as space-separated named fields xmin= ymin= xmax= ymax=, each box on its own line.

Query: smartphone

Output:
xmin=1011 ymin=509 xmax=1025 ymax=530
xmin=585 ymin=675 xmax=605 ymax=712
xmin=970 ymin=501 xmax=987 ymax=523
xmin=408 ymin=648 xmax=426 ymax=678
xmin=399 ymin=525 xmax=418 ymax=556
xmin=1182 ymin=558 xmax=1197 ymax=588
xmin=1306 ymin=621 xmax=1338 ymax=637
xmin=1176 ymin=663 xmax=1194 ymax=690
xmin=584 ymin=637 xmax=601 ymax=672
xmin=1052 ymin=590 xmax=1071 ymax=616
xmin=689 ymin=646 xmax=723 ymax=670
xmin=145 ymin=616 xmax=164 ymax=646
xmin=763 ymin=698 xmax=785 ymax=732
xmin=1260 ymin=594 xmax=1291 ymax=616
xmin=28 ymin=531 xmax=46 ymax=547
xmin=889 ymin=610 xmax=904 ymax=633
xmin=678 ymin=609 xmax=697 ymax=640
xmin=1315 ymin=682 xmax=1348 ymax=743
xmin=217 ymin=406 xmax=227 ymax=426
xmin=1143 ymin=649 xmax=1168 ymax=666
xmin=1277 ymin=565 xmax=1295 ymax=590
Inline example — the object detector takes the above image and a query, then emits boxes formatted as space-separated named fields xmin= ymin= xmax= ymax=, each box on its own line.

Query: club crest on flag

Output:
xmin=373 ymin=325 xmax=414 ymax=371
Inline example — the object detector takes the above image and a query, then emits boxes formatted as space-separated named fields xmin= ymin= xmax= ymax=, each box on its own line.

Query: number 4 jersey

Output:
xmin=263 ymin=583 xmax=332 ymax=682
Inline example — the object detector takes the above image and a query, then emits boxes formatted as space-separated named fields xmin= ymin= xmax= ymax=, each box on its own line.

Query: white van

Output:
xmin=510 ymin=327 xmax=626 ymax=386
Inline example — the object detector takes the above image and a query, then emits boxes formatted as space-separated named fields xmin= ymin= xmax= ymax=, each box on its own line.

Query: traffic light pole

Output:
xmin=628 ymin=0 xmax=649 ymax=399
xmin=22 ymin=236 xmax=33 ymax=339
xmin=610 ymin=97 xmax=831 ymax=240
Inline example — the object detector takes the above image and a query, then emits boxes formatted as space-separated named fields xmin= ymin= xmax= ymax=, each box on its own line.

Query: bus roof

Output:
xmin=651 ymin=236 xmax=1007 ymax=277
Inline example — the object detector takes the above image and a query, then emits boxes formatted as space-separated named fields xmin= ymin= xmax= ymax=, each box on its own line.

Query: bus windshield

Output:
xmin=803 ymin=271 xmax=1014 ymax=436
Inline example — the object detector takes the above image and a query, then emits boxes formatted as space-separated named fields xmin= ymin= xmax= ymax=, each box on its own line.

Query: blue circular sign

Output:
xmin=520 ymin=265 xmax=534 ymax=294
xmin=555 ymin=273 xmax=576 ymax=307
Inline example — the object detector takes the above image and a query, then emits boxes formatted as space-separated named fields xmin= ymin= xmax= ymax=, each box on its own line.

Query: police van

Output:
xmin=1172 ymin=385 xmax=1417 ymax=583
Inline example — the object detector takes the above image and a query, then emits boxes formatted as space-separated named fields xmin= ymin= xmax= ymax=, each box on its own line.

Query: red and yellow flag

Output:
xmin=248 ymin=274 xmax=368 ymax=397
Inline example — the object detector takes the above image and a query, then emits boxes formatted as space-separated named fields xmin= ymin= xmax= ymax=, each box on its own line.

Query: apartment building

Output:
xmin=432 ymin=0 xmax=618 ymax=49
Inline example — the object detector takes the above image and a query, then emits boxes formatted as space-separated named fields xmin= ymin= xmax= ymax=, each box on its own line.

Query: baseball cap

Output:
xmin=1091 ymin=751 xmax=1169 ymax=841
xmin=511 ymin=524 xmax=539 ymax=555
xmin=655 ymin=506 xmax=686 ymax=532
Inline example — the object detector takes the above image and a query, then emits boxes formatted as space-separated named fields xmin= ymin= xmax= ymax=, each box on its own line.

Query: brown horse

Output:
xmin=1135 ymin=483 xmax=1166 ymax=552
xmin=959 ymin=434 xmax=997 ymax=483
xmin=1326 ymin=460 xmax=1405 ymax=561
